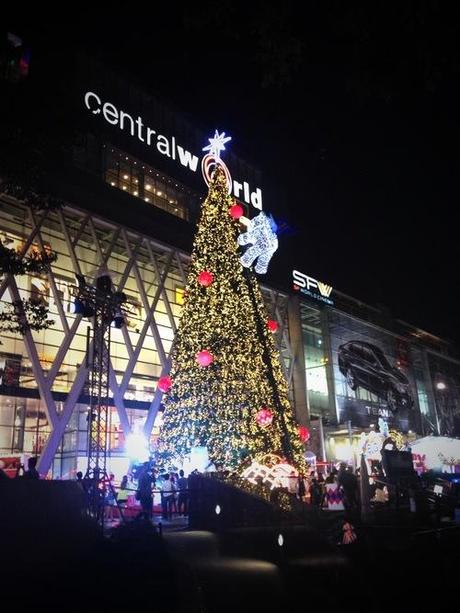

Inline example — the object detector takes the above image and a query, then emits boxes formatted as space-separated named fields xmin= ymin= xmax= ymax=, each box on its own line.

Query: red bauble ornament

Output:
xmin=256 ymin=407 xmax=274 ymax=428
xmin=298 ymin=425 xmax=310 ymax=443
xmin=267 ymin=320 xmax=279 ymax=333
xmin=157 ymin=376 xmax=172 ymax=393
xmin=197 ymin=271 xmax=214 ymax=287
xmin=196 ymin=350 xmax=214 ymax=367
xmin=229 ymin=204 xmax=244 ymax=219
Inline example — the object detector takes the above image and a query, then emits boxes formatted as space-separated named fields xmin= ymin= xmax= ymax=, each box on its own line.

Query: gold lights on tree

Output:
xmin=159 ymin=166 xmax=305 ymax=470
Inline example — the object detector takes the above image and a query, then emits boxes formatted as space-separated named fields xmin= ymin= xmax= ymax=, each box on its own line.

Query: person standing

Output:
xmin=75 ymin=471 xmax=85 ymax=495
xmin=318 ymin=472 xmax=327 ymax=507
xmin=309 ymin=478 xmax=322 ymax=507
xmin=105 ymin=473 xmax=118 ymax=522
xmin=177 ymin=469 xmax=188 ymax=516
xmin=137 ymin=462 xmax=154 ymax=521
xmin=298 ymin=473 xmax=306 ymax=501
xmin=170 ymin=472 xmax=178 ymax=516
xmin=288 ymin=470 xmax=298 ymax=496
xmin=338 ymin=463 xmax=359 ymax=514
xmin=17 ymin=457 xmax=40 ymax=479
xmin=161 ymin=473 xmax=174 ymax=520
xmin=117 ymin=475 xmax=129 ymax=505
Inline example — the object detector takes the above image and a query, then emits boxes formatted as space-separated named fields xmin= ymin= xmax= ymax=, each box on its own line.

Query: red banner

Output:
xmin=0 ymin=456 xmax=22 ymax=478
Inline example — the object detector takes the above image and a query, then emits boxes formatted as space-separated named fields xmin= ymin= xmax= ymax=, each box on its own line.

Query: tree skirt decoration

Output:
xmin=241 ymin=453 xmax=297 ymax=490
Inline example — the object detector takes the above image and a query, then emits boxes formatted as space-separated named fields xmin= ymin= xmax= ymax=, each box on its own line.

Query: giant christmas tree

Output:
xmin=159 ymin=144 xmax=305 ymax=471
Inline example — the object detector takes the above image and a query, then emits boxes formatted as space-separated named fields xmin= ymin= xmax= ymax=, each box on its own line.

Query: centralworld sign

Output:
xmin=84 ymin=91 xmax=263 ymax=210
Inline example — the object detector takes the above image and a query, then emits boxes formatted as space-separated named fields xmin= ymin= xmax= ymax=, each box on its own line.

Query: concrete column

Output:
xmin=319 ymin=308 xmax=339 ymax=424
xmin=348 ymin=419 xmax=356 ymax=471
xmin=318 ymin=415 xmax=326 ymax=461
xmin=287 ymin=294 xmax=309 ymax=425
xmin=421 ymin=348 xmax=441 ymax=435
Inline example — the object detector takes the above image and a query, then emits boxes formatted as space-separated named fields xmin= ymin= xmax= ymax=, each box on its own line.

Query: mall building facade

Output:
xmin=1 ymin=43 xmax=459 ymax=477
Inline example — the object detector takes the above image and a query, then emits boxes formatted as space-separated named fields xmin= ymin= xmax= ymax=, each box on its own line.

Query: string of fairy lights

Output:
xmin=158 ymin=164 xmax=306 ymax=470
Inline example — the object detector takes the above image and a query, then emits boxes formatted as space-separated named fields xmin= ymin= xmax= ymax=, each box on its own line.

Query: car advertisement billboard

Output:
xmin=329 ymin=310 xmax=421 ymax=432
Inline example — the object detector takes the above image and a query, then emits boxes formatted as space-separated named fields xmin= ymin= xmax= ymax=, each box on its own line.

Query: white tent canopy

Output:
xmin=410 ymin=436 xmax=460 ymax=471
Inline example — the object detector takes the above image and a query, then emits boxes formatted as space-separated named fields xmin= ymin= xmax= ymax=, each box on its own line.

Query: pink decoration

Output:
xmin=298 ymin=425 xmax=310 ymax=443
xmin=197 ymin=271 xmax=214 ymax=287
xmin=267 ymin=320 xmax=279 ymax=333
xmin=229 ymin=204 xmax=244 ymax=219
xmin=256 ymin=407 xmax=274 ymax=428
xmin=157 ymin=376 xmax=172 ymax=393
xmin=196 ymin=350 xmax=214 ymax=367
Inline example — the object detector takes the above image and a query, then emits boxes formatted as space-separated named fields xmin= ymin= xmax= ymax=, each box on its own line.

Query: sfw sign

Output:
xmin=292 ymin=269 xmax=334 ymax=305
xmin=84 ymin=91 xmax=263 ymax=210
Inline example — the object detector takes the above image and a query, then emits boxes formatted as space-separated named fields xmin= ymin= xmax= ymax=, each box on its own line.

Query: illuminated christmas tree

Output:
xmin=159 ymin=142 xmax=305 ymax=470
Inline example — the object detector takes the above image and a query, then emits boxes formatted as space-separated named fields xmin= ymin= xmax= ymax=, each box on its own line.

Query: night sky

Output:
xmin=7 ymin=4 xmax=460 ymax=345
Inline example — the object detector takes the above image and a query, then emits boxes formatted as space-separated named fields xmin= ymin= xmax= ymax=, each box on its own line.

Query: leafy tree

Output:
xmin=0 ymin=240 xmax=56 ymax=336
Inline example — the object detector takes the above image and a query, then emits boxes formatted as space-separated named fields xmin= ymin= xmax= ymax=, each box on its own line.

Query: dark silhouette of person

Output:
xmin=161 ymin=473 xmax=174 ymax=520
xmin=338 ymin=463 xmax=359 ymax=513
xmin=22 ymin=457 xmax=40 ymax=479
xmin=177 ymin=469 xmax=188 ymax=515
xmin=117 ymin=475 xmax=129 ymax=505
xmin=310 ymin=478 xmax=322 ymax=507
xmin=137 ymin=462 xmax=153 ymax=521
xmin=298 ymin=474 xmax=306 ymax=500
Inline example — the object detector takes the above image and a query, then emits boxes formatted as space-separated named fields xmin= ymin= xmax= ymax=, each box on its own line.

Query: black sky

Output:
xmin=7 ymin=3 xmax=460 ymax=344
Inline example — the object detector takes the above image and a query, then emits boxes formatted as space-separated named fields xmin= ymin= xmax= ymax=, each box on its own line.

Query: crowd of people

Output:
xmin=2 ymin=455 xmax=191 ymax=523
xmin=135 ymin=464 xmax=189 ymax=521
xmin=76 ymin=463 xmax=191 ymax=523
xmin=287 ymin=462 xmax=361 ymax=514
xmin=5 ymin=455 xmax=363 ymax=521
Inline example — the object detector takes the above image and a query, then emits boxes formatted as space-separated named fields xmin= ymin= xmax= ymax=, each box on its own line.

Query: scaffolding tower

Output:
xmin=75 ymin=273 xmax=127 ymax=528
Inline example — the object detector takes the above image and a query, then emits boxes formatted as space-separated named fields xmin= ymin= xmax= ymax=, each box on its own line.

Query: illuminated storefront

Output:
xmin=293 ymin=268 xmax=460 ymax=463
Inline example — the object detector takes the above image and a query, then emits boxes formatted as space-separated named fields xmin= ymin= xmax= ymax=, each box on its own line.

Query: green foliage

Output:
xmin=1 ymin=180 xmax=64 ymax=211
xmin=0 ymin=239 xmax=57 ymax=337
xmin=0 ymin=298 xmax=54 ymax=335
xmin=0 ymin=241 xmax=57 ymax=276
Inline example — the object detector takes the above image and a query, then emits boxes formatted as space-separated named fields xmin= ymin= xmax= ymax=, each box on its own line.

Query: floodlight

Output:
xmin=125 ymin=432 xmax=149 ymax=462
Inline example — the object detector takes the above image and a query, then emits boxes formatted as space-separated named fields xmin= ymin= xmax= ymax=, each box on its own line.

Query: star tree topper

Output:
xmin=203 ymin=130 xmax=232 ymax=159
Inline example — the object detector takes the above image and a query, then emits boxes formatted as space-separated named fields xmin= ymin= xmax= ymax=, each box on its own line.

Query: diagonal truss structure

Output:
xmin=0 ymin=194 xmax=296 ymax=475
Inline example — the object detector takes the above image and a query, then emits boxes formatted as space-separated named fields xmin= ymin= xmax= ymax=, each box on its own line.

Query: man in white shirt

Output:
xmin=161 ymin=473 xmax=173 ymax=520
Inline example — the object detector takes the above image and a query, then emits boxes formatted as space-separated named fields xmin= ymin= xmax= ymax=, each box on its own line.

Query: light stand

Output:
xmin=73 ymin=272 xmax=129 ymax=528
